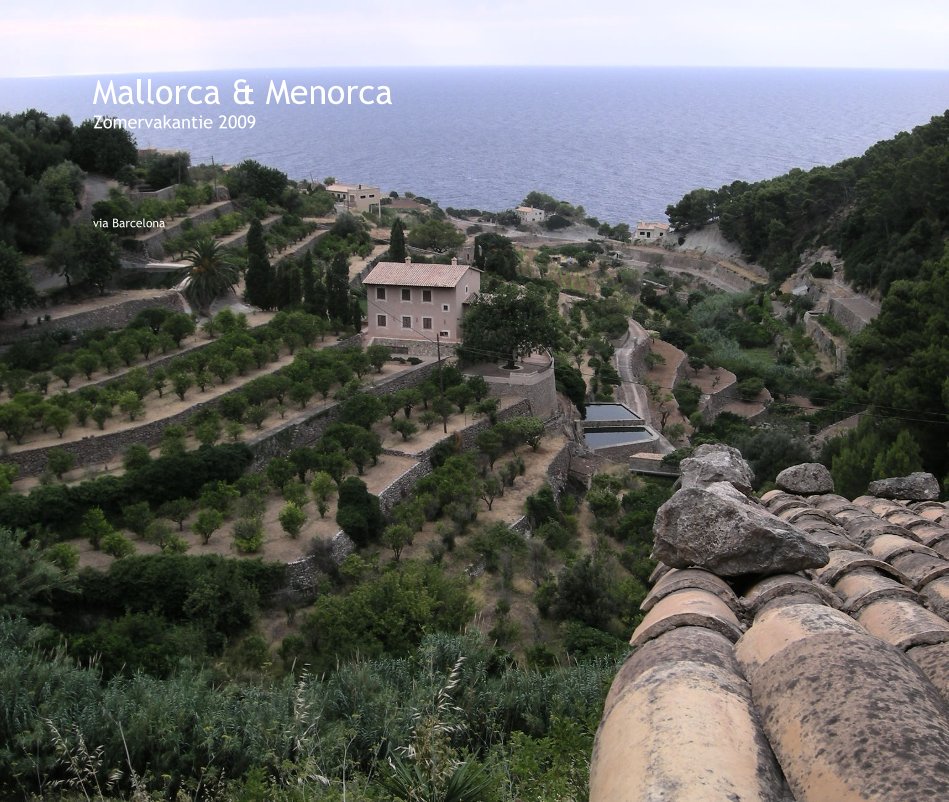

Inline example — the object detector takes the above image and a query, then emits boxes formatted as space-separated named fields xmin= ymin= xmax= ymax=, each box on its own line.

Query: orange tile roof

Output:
xmin=363 ymin=261 xmax=474 ymax=288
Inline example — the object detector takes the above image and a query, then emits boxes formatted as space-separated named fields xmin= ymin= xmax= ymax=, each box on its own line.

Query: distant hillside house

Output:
xmin=362 ymin=257 xmax=481 ymax=344
xmin=516 ymin=206 xmax=547 ymax=224
xmin=635 ymin=221 xmax=670 ymax=240
xmin=327 ymin=182 xmax=381 ymax=215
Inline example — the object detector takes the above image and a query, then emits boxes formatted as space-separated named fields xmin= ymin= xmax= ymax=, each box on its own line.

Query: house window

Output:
xmin=401 ymin=288 xmax=411 ymax=301
xmin=439 ymin=330 xmax=450 ymax=338
xmin=422 ymin=289 xmax=432 ymax=303
xmin=377 ymin=314 xmax=387 ymax=327
xmin=401 ymin=316 xmax=411 ymax=329
xmin=442 ymin=304 xmax=450 ymax=312
xmin=422 ymin=317 xmax=432 ymax=330
xmin=376 ymin=287 xmax=386 ymax=300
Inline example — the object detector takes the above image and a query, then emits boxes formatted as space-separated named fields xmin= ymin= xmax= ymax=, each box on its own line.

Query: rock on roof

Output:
xmin=591 ymin=457 xmax=949 ymax=802
xmin=363 ymin=259 xmax=474 ymax=288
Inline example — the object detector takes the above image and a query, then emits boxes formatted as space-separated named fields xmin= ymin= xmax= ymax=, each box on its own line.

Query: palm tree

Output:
xmin=177 ymin=236 xmax=239 ymax=316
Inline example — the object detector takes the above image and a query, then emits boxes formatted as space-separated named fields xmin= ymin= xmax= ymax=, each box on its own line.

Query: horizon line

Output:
xmin=6 ymin=64 xmax=949 ymax=80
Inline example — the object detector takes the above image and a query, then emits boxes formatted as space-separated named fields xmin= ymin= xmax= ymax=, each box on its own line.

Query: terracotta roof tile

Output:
xmin=811 ymin=549 xmax=904 ymax=586
xmin=889 ymin=551 xmax=949 ymax=590
xmin=907 ymin=642 xmax=949 ymax=704
xmin=856 ymin=597 xmax=949 ymax=650
xmin=798 ymin=527 xmax=856 ymax=551
xmin=737 ymin=609 xmax=949 ymax=802
xmin=630 ymin=588 xmax=744 ymax=648
xmin=640 ymin=568 xmax=741 ymax=614
xmin=833 ymin=568 xmax=918 ymax=614
xmin=602 ymin=626 xmax=740 ymax=718
xmin=592 ymin=460 xmax=949 ymax=802
xmin=363 ymin=260 xmax=474 ymax=288
xmin=867 ymin=533 xmax=939 ymax=562
xmin=842 ymin=516 xmax=918 ymax=547
xmin=920 ymin=576 xmax=949 ymax=619
xmin=743 ymin=574 xmax=842 ymax=616
xmin=591 ymin=659 xmax=792 ymax=802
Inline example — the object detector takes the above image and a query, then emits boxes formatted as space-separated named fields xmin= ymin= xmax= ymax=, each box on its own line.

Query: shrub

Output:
xmin=335 ymin=477 xmax=383 ymax=547
xmin=278 ymin=502 xmax=307 ymax=539
xmin=233 ymin=517 xmax=265 ymax=553
xmin=192 ymin=508 xmax=224 ymax=544
xmin=45 ymin=542 xmax=79 ymax=572
xmin=122 ymin=501 xmax=153 ymax=537
xmin=81 ymin=507 xmax=114 ymax=549
xmin=46 ymin=448 xmax=75 ymax=480
xmin=101 ymin=530 xmax=135 ymax=558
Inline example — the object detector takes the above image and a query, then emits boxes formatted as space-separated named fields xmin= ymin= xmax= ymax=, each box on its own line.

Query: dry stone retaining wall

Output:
xmin=5 ymin=334 xmax=364 ymax=477
xmin=0 ymin=293 xmax=187 ymax=346
xmin=278 ymin=397 xmax=534 ymax=600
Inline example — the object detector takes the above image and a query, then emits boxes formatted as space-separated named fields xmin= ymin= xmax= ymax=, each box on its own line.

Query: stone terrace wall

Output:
xmin=279 ymin=396 xmax=533 ymax=601
xmin=132 ymin=201 xmax=235 ymax=259
xmin=481 ymin=359 xmax=557 ymax=419
xmin=246 ymin=358 xmax=440 ymax=470
xmin=0 ymin=292 xmax=187 ymax=346
xmin=5 ymin=333 xmax=364 ymax=477
xmin=828 ymin=296 xmax=878 ymax=334
xmin=805 ymin=312 xmax=847 ymax=370
xmin=698 ymin=370 xmax=739 ymax=421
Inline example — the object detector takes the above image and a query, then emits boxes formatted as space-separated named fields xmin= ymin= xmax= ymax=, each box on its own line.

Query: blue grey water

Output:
xmin=2 ymin=68 xmax=948 ymax=222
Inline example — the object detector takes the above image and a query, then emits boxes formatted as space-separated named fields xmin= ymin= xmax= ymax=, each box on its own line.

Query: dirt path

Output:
xmin=614 ymin=320 xmax=652 ymax=422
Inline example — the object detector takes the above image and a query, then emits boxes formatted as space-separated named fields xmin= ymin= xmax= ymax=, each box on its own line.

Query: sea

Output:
xmin=2 ymin=67 xmax=948 ymax=223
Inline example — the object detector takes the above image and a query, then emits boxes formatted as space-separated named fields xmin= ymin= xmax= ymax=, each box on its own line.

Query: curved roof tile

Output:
xmin=833 ymin=568 xmax=918 ymax=614
xmin=856 ymin=597 xmax=949 ymax=650
xmin=736 ymin=606 xmax=949 ymax=802
xmin=591 ymin=660 xmax=793 ymax=802
xmin=630 ymin=588 xmax=744 ymax=648
xmin=640 ymin=568 xmax=741 ymax=615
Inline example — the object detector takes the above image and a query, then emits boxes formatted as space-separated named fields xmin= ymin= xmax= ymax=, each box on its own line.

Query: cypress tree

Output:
xmin=244 ymin=218 xmax=274 ymax=309
xmin=301 ymin=251 xmax=327 ymax=318
xmin=389 ymin=218 xmax=407 ymax=262
xmin=326 ymin=251 xmax=351 ymax=325
xmin=274 ymin=261 xmax=303 ymax=310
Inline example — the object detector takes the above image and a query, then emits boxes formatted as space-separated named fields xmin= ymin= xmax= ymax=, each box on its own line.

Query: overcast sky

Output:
xmin=3 ymin=0 xmax=949 ymax=77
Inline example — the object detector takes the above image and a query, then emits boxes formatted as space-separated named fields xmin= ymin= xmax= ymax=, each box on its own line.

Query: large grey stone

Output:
xmin=679 ymin=443 xmax=755 ymax=494
xmin=869 ymin=473 xmax=940 ymax=501
xmin=775 ymin=463 xmax=835 ymax=495
xmin=652 ymin=487 xmax=830 ymax=577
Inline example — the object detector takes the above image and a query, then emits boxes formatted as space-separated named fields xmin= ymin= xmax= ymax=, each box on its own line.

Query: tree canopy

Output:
xmin=407 ymin=218 xmax=465 ymax=253
xmin=0 ymin=242 xmax=37 ymax=317
xmin=473 ymin=232 xmax=519 ymax=280
xmin=45 ymin=222 xmax=120 ymax=295
xmin=665 ymin=110 xmax=949 ymax=289
xmin=460 ymin=283 xmax=562 ymax=369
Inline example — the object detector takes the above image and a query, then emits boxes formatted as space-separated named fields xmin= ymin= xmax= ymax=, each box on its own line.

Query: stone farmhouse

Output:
xmin=635 ymin=220 xmax=670 ymax=241
xmin=361 ymin=258 xmax=481 ymax=355
xmin=516 ymin=206 xmax=547 ymax=224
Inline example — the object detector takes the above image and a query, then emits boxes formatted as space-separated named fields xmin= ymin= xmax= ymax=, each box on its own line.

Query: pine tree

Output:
xmin=244 ymin=218 xmax=275 ymax=309
xmin=389 ymin=218 xmax=407 ymax=262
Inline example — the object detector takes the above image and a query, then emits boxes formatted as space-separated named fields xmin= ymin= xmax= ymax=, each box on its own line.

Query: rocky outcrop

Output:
xmin=869 ymin=472 xmax=940 ymax=501
xmin=652 ymin=485 xmax=830 ymax=577
xmin=775 ymin=462 xmax=835 ymax=495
